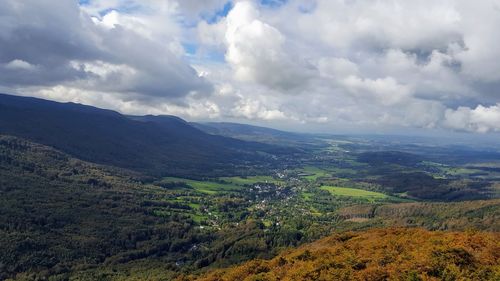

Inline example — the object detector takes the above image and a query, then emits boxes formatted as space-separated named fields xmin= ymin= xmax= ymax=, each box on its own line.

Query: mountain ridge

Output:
xmin=0 ymin=93 xmax=290 ymax=176
xmin=192 ymin=121 xmax=323 ymax=147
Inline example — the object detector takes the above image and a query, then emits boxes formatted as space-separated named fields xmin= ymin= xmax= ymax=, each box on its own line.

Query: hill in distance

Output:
xmin=0 ymin=93 xmax=294 ymax=177
xmin=192 ymin=122 xmax=323 ymax=147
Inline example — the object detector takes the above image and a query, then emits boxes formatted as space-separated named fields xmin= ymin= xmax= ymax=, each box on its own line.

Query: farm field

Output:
xmin=160 ymin=175 xmax=282 ymax=194
xmin=299 ymin=166 xmax=331 ymax=181
xmin=320 ymin=185 xmax=389 ymax=202
xmin=220 ymin=175 xmax=281 ymax=185
xmin=160 ymin=177 xmax=242 ymax=194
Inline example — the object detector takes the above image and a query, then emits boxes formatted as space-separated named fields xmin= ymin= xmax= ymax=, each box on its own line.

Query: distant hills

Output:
xmin=0 ymin=93 xmax=294 ymax=176
xmin=192 ymin=122 xmax=323 ymax=147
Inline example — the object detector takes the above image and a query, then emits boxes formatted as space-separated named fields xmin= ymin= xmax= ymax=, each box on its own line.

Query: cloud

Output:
xmin=0 ymin=0 xmax=211 ymax=100
xmin=317 ymin=57 xmax=359 ymax=79
xmin=342 ymin=76 xmax=412 ymax=106
xmin=224 ymin=1 xmax=314 ymax=91
xmin=23 ymin=84 xmax=221 ymax=119
xmin=232 ymin=98 xmax=287 ymax=120
xmin=444 ymin=104 xmax=500 ymax=133
xmin=1 ymin=0 xmax=500 ymax=134
xmin=4 ymin=59 xmax=37 ymax=70
xmin=293 ymin=0 xmax=463 ymax=53
xmin=176 ymin=0 xmax=228 ymax=19
xmin=453 ymin=0 xmax=500 ymax=82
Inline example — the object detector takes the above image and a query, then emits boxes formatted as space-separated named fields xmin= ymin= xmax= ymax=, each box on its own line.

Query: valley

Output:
xmin=4 ymin=0 xmax=500 ymax=279
xmin=0 ymin=95 xmax=499 ymax=280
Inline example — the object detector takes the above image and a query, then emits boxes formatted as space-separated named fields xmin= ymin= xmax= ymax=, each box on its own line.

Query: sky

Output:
xmin=1 ymin=0 xmax=500 ymax=135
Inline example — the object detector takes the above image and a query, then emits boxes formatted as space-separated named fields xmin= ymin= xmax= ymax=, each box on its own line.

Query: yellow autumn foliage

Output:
xmin=187 ymin=228 xmax=499 ymax=281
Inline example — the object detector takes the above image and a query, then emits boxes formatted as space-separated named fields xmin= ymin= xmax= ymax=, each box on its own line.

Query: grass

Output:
xmin=444 ymin=167 xmax=482 ymax=176
xmin=320 ymin=185 xmax=389 ymax=202
xmin=423 ymin=162 xmax=484 ymax=178
xmin=161 ymin=175 xmax=281 ymax=194
xmin=299 ymin=166 xmax=330 ymax=181
xmin=187 ymin=202 xmax=200 ymax=209
xmin=302 ymin=192 xmax=314 ymax=200
xmin=191 ymin=213 xmax=208 ymax=224
xmin=329 ymin=167 xmax=357 ymax=176
xmin=155 ymin=197 xmax=208 ymax=224
xmin=221 ymin=176 xmax=280 ymax=185
xmin=160 ymin=177 xmax=242 ymax=194
xmin=262 ymin=220 xmax=273 ymax=227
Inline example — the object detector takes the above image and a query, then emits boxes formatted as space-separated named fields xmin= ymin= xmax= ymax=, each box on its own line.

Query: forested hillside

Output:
xmin=191 ymin=228 xmax=500 ymax=281
xmin=0 ymin=135 xmax=185 ymax=280
xmin=0 ymin=94 xmax=292 ymax=177
xmin=336 ymin=200 xmax=500 ymax=231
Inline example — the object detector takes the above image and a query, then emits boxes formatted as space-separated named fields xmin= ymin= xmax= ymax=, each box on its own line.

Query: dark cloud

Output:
xmin=0 ymin=0 xmax=211 ymax=99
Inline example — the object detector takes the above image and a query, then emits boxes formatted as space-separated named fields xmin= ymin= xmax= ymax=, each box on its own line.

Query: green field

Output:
xmin=221 ymin=175 xmax=281 ymax=185
xmin=161 ymin=175 xmax=280 ymax=194
xmin=422 ymin=161 xmax=485 ymax=178
xmin=160 ymin=177 xmax=243 ymax=194
xmin=302 ymin=192 xmax=314 ymax=200
xmin=299 ymin=166 xmax=330 ymax=181
xmin=320 ymin=186 xmax=389 ymax=201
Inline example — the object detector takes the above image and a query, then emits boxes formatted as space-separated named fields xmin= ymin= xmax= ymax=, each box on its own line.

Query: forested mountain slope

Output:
xmin=192 ymin=228 xmax=500 ymax=281
xmin=0 ymin=94 xmax=290 ymax=176
xmin=0 ymin=135 xmax=185 ymax=279
xmin=336 ymin=200 xmax=500 ymax=231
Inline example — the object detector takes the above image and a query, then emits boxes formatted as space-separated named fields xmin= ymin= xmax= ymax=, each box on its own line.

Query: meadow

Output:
xmin=320 ymin=185 xmax=389 ymax=202
xmin=220 ymin=175 xmax=282 ymax=185
xmin=298 ymin=166 xmax=331 ymax=181
xmin=160 ymin=177 xmax=242 ymax=194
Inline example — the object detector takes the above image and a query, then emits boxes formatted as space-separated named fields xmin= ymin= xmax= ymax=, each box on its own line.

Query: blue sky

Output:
xmin=203 ymin=1 xmax=233 ymax=24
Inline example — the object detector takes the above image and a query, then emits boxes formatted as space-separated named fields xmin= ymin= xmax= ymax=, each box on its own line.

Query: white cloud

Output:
xmin=453 ymin=0 xmax=500 ymax=82
xmin=293 ymin=0 xmax=462 ymax=52
xmin=342 ymin=76 xmax=412 ymax=106
xmin=317 ymin=57 xmax=359 ymax=79
xmin=197 ymin=20 xmax=226 ymax=49
xmin=21 ymin=84 xmax=222 ymax=120
xmin=0 ymin=0 xmax=210 ymax=99
xmin=5 ymin=59 xmax=37 ymax=70
xmin=232 ymin=98 xmax=287 ymax=121
xmin=444 ymin=104 xmax=500 ymax=133
xmin=2 ymin=0 xmax=500 ymax=134
xmin=224 ymin=1 xmax=314 ymax=90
